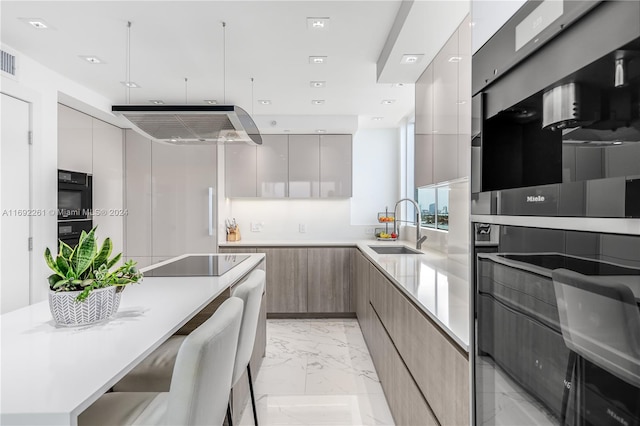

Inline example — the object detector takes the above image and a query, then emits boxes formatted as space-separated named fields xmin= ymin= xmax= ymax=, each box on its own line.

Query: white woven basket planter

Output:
xmin=49 ymin=286 xmax=122 ymax=327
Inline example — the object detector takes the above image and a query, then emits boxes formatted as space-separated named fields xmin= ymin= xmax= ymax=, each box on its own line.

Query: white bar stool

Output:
xmin=78 ymin=297 xmax=244 ymax=426
xmin=112 ymin=269 xmax=266 ymax=425
xmin=552 ymin=268 xmax=640 ymax=424
xmin=228 ymin=269 xmax=265 ymax=426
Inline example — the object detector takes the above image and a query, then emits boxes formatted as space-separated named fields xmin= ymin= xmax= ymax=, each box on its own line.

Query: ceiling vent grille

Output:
xmin=1 ymin=49 xmax=17 ymax=76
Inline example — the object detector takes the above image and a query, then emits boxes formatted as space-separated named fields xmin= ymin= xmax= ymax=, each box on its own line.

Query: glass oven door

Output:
xmin=473 ymin=225 xmax=640 ymax=426
xmin=58 ymin=176 xmax=92 ymax=220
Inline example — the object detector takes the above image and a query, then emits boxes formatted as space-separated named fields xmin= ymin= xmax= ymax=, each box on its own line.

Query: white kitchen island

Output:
xmin=0 ymin=253 xmax=265 ymax=426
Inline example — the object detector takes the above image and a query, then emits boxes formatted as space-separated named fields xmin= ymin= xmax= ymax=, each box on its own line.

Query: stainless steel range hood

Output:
xmin=112 ymin=104 xmax=262 ymax=145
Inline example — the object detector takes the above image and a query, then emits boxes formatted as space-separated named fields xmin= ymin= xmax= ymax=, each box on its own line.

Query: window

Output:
xmin=416 ymin=184 xmax=449 ymax=231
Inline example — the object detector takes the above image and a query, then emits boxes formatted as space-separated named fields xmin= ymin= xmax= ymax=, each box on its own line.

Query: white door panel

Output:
xmin=1 ymin=93 xmax=31 ymax=313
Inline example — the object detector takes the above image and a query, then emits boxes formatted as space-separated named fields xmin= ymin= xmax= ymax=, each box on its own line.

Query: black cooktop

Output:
xmin=144 ymin=255 xmax=250 ymax=277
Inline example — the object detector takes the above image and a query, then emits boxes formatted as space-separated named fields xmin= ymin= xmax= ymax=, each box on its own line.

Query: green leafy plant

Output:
xmin=44 ymin=227 xmax=143 ymax=301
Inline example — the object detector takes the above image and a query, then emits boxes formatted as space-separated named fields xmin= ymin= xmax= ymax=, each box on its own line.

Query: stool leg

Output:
xmin=226 ymin=401 xmax=234 ymax=426
xmin=247 ymin=365 xmax=259 ymax=426
xmin=561 ymin=351 xmax=577 ymax=425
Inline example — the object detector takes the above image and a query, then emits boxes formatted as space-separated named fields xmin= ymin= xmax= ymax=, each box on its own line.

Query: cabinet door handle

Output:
xmin=208 ymin=187 xmax=213 ymax=236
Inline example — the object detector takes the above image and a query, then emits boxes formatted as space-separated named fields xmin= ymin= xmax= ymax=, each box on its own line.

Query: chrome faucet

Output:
xmin=393 ymin=198 xmax=428 ymax=250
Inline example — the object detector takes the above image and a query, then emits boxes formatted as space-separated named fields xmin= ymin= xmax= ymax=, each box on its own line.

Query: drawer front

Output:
xmin=369 ymin=263 xmax=469 ymax=426
xmin=369 ymin=305 xmax=439 ymax=426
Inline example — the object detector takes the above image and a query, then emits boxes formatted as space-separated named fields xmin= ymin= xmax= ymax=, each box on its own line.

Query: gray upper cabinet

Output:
xmin=434 ymin=134 xmax=459 ymax=183
xmin=320 ymin=135 xmax=352 ymax=197
xmin=257 ymin=135 xmax=288 ymax=198
xmin=415 ymin=61 xmax=434 ymax=188
xmin=288 ymin=135 xmax=320 ymax=198
xmin=414 ymin=15 xmax=471 ymax=185
xmin=224 ymin=134 xmax=352 ymax=198
xmin=415 ymin=63 xmax=434 ymax=135
xmin=58 ymin=104 xmax=93 ymax=173
xmin=433 ymin=29 xmax=459 ymax=136
xmin=415 ymin=134 xmax=434 ymax=187
xmin=458 ymin=15 xmax=472 ymax=179
xmin=458 ymin=15 xmax=472 ymax=139
xmin=225 ymin=143 xmax=257 ymax=197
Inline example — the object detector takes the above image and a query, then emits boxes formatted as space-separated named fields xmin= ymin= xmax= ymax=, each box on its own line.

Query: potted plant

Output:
xmin=44 ymin=227 xmax=142 ymax=326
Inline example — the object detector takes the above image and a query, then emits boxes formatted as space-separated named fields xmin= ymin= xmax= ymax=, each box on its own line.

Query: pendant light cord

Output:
xmin=126 ymin=21 xmax=131 ymax=104
xmin=184 ymin=77 xmax=188 ymax=103
xmin=222 ymin=22 xmax=226 ymax=104
xmin=251 ymin=77 xmax=254 ymax=115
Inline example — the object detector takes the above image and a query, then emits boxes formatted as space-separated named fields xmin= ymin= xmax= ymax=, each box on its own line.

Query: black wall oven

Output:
xmin=471 ymin=1 xmax=640 ymax=425
xmin=58 ymin=169 xmax=92 ymax=220
xmin=58 ymin=169 xmax=92 ymax=246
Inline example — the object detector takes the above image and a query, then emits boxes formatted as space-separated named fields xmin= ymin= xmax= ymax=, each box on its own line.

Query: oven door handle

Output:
xmin=208 ymin=187 xmax=214 ymax=237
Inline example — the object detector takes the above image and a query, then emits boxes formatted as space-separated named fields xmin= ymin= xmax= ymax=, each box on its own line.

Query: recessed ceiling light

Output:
xmin=204 ymin=100 xmax=218 ymax=104
xmin=20 ymin=18 xmax=50 ymax=29
xmin=120 ymin=81 xmax=140 ymax=88
xmin=448 ymin=56 xmax=463 ymax=62
xmin=258 ymin=100 xmax=271 ymax=105
xmin=307 ymin=17 xmax=330 ymax=30
xmin=311 ymin=100 xmax=325 ymax=105
xmin=372 ymin=117 xmax=384 ymax=121
xmin=79 ymin=55 xmax=104 ymax=64
xmin=613 ymin=141 xmax=623 ymax=145
xmin=456 ymin=100 xmax=467 ymax=105
xmin=400 ymin=54 xmax=424 ymax=65
xmin=393 ymin=83 xmax=406 ymax=88
xmin=381 ymin=99 xmax=395 ymax=105
xmin=316 ymin=129 xmax=326 ymax=133
xmin=309 ymin=56 xmax=327 ymax=64
xmin=310 ymin=81 xmax=326 ymax=88
xmin=149 ymin=100 xmax=164 ymax=105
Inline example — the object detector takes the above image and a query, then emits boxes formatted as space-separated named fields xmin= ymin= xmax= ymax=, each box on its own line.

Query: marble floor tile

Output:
xmin=240 ymin=319 xmax=394 ymax=425
xmin=238 ymin=394 xmax=394 ymax=426
xmin=254 ymin=352 xmax=308 ymax=395
xmin=305 ymin=354 xmax=383 ymax=395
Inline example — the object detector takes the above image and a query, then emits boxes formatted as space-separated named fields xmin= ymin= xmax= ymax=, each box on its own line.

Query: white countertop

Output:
xmin=221 ymin=239 xmax=470 ymax=351
xmin=356 ymin=243 xmax=469 ymax=351
xmin=0 ymin=253 xmax=265 ymax=426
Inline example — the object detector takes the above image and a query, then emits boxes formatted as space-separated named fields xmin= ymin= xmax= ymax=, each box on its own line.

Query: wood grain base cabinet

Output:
xmin=220 ymin=247 xmax=307 ymax=313
xmin=307 ymin=248 xmax=351 ymax=312
xmin=259 ymin=248 xmax=308 ymax=313
xmin=220 ymin=246 xmax=353 ymax=314
xmin=369 ymin=305 xmax=439 ymax=426
xmin=355 ymin=250 xmax=470 ymax=426
xmin=354 ymin=250 xmax=372 ymax=342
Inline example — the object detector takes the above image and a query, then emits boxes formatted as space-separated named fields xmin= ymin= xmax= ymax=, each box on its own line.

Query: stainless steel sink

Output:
xmin=368 ymin=245 xmax=422 ymax=255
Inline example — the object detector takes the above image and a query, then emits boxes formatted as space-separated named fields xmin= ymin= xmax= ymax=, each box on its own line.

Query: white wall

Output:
xmin=1 ymin=45 xmax=118 ymax=304
xmin=219 ymin=128 xmax=400 ymax=242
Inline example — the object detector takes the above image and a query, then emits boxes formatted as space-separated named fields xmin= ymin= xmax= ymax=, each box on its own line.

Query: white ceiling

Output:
xmin=1 ymin=1 xmax=469 ymax=134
